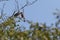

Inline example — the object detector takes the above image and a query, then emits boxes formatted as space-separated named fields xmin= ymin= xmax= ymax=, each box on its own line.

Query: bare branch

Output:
xmin=20 ymin=3 xmax=27 ymax=10
xmin=1 ymin=3 xmax=5 ymax=16
xmin=12 ymin=0 xmax=20 ymax=16
xmin=14 ymin=0 xmax=38 ymax=11
xmin=12 ymin=0 xmax=38 ymax=22
xmin=20 ymin=0 xmax=38 ymax=10
xmin=14 ymin=0 xmax=38 ymax=12
xmin=15 ymin=0 xmax=19 ymax=12
xmin=27 ymin=0 xmax=38 ymax=6
xmin=1 ymin=3 xmax=6 ymax=21
xmin=10 ymin=0 xmax=19 ymax=17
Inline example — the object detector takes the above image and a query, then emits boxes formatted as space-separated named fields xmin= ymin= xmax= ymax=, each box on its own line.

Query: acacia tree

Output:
xmin=0 ymin=0 xmax=38 ymax=40
xmin=0 ymin=0 xmax=38 ymax=28
xmin=0 ymin=0 xmax=60 ymax=40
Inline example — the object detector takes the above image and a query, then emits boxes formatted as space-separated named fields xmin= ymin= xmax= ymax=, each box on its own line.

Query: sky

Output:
xmin=0 ymin=0 xmax=60 ymax=29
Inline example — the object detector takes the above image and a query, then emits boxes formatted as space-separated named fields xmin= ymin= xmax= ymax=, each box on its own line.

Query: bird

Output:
xmin=14 ymin=12 xmax=25 ymax=22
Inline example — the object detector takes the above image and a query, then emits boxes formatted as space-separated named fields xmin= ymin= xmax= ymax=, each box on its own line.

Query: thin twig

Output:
xmin=15 ymin=0 xmax=19 ymax=12
xmin=20 ymin=0 xmax=38 ymax=10
xmin=1 ymin=3 xmax=6 ymax=21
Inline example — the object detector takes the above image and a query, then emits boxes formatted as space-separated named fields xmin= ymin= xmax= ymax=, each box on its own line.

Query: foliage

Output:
xmin=0 ymin=18 xmax=60 ymax=40
xmin=0 ymin=0 xmax=60 ymax=40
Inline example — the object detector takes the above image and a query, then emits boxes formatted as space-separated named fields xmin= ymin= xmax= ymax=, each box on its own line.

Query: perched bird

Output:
xmin=14 ymin=12 xmax=25 ymax=22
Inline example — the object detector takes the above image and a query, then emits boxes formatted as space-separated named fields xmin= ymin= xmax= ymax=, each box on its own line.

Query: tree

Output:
xmin=0 ymin=0 xmax=60 ymax=40
xmin=0 ymin=0 xmax=38 ymax=40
